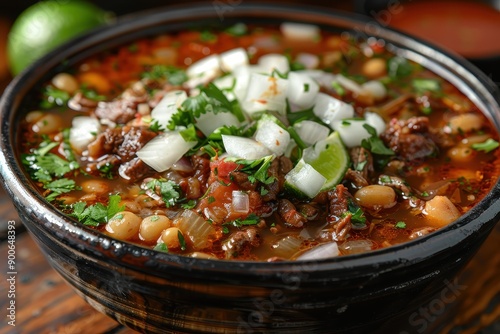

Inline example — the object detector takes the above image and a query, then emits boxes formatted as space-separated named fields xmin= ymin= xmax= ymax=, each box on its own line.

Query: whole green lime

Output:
xmin=7 ymin=0 xmax=112 ymax=75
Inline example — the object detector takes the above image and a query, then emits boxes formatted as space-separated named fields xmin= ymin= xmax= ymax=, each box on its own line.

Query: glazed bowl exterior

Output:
xmin=1 ymin=4 xmax=500 ymax=334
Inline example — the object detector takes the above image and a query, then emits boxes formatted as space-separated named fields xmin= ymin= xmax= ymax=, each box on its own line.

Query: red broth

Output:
xmin=19 ymin=23 xmax=500 ymax=261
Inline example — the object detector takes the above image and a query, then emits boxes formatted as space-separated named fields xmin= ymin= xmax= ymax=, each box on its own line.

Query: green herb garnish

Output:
xmin=70 ymin=194 xmax=125 ymax=227
xmin=472 ymin=138 xmax=499 ymax=153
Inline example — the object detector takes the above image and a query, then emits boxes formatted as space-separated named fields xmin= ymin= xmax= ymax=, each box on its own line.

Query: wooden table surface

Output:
xmin=0 ymin=5 xmax=499 ymax=334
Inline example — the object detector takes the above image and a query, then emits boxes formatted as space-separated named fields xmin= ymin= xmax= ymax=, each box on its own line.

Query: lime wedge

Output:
xmin=305 ymin=131 xmax=350 ymax=191
xmin=285 ymin=131 xmax=349 ymax=198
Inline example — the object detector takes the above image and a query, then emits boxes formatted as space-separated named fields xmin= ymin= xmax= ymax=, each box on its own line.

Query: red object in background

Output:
xmin=386 ymin=0 xmax=500 ymax=59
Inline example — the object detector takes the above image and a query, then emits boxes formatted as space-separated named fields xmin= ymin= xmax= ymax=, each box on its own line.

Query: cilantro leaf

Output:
xmin=227 ymin=156 xmax=276 ymax=185
xmin=346 ymin=198 xmax=367 ymax=228
xmin=412 ymin=78 xmax=441 ymax=93
xmin=40 ymin=86 xmax=70 ymax=109
xmin=154 ymin=242 xmax=169 ymax=252
xmin=395 ymin=221 xmax=407 ymax=229
xmin=225 ymin=23 xmax=248 ymax=36
xmin=69 ymin=194 xmax=125 ymax=226
xmin=145 ymin=178 xmax=182 ymax=207
xmin=44 ymin=178 xmax=78 ymax=202
xmin=472 ymin=138 xmax=499 ymax=153
xmin=141 ymin=65 xmax=188 ymax=85
xmin=387 ymin=56 xmax=413 ymax=80
xmin=223 ymin=213 xmax=260 ymax=232
xmin=361 ymin=124 xmax=395 ymax=156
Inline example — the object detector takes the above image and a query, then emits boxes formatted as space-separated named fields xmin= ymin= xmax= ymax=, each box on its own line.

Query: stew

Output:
xmin=19 ymin=23 xmax=500 ymax=261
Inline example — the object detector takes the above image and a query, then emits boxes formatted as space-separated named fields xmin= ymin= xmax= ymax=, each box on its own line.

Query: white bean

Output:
xmin=32 ymin=114 xmax=63 ymax=134
xmin=106 ymin=211 xmax=141 ymax=240
xmin=51 ymin=73 xmax=79 ymax=94
xmin=355 ymin=185 xmax=397 ymax=210
xmin=139 ymin=215 xmax=171 ymax=242
xmin=362 ymin=58 xmax=386 ymax=78
xmin=161 ymin=227 xmax=183 ymax=249
xmin=448 ymin=113 xmax=483 ymax=134
xmin=81 ymin=179 xmax=109 ymax=194
xmin=423 ymin=196 xmax=461 ymax=227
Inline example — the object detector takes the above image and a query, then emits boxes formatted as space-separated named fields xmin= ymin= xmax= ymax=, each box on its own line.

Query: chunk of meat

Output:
xmin=222 ymin=228 xmax=261 ymax=259
xmin=278 ymin=199 xmax=307 ymax=228
xmin=94 ymin=83 xmax=149 ymax=124
xmin=349 ymin=147 xmax=374 ymax=181
xmin=68 ymin=92 xmax=99 ymax=111
xmin=381 ymin=116 xmax=438 ymax=162
xmin=118 ymin=157 xmax=154 ymax=183
xmin=322 ymin=184 xmax=354 ymax=241
xmin=261 ymin=156 xmax=293 ymax=201
xmin=86 ymin=126 xmax=157 ymax=181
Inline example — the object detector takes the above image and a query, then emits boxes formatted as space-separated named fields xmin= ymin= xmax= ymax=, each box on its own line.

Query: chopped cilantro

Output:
xmin=181 ymin=200 xmax=197 ymax=209
xmin=70 ymin=194 xmax=125 ymax=226
xmin=208 ymin=196 xmax=216 ymax=204
xmin=223 ymin=213 xmax=260 ymax=232
xmin=178 ymin=231 xmax=187 ymax=251
xmin=145 ymin=178 xmax=182 ymax=207
xmin=199 ymin=30 xmax=217 ymax=42
xmin=97 ymin=162 xmax=115 ymax=179
xmin=80 ymin=84 xmax=106 ymax=101
xmin=331 ymin=81 xmax=345 ymax=96
xmin=387 ymin=56 xmax=413 ymax=80
xmin=225 ymin=23 xmax=248 ymax=36
xmin=346 ymin=198 xmax=366 ymax=228
xmin=472 ymin=138 xmax=499 ymax=153
xmin=44 ymin=178 xmax=78 ymax=202
xmin=412 ymin=78 xmax=441 ymax=93
xmin=154 ymin=242 xmax=169 ymax=252
xmin=395 ymin=221 xmax=406 ymax=229
xmin=141 ymin=65 xmax=188 ymax=85
xmin=40 ymin=86 xmax=70 ymax=109
xmin=227 ymin=155 xmax=276 ymax=185
xmin=361 ymin=124 xmax=395 ymax=156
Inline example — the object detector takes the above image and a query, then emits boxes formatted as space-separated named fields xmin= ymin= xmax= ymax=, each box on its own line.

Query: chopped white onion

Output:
xmin=280 ymin=22 xmax=320 ymax=40
xmin=231 ymin=191 xmax=249 ymax=214
xmin=136 ymin=131 xmax=197 ymax=172
xmin=361 ymin=80 xmax=387 ymax=100
xmin=339 ymin=240 xmax=375 ymax=255
xmin=313 ymin=92 xmax=354 ymax=128
xmin=364 ymin=111 xmax=386 ymax=135
xmin=272 ymin=235 xmax=303 ymax=259
xmin=69 ymin=116 xmax=101 ymax=153
xmin=255 ymin=120 xmax=290 ymax=156
xmin=222 ymin=135 xmax=271 ymax=160
xmin=196 ymin=111 xmax=240 ymax=137
xmin=332 ymin=119 xmax=372 ymax=148
xmin=285 ymin=159 xmax=326 ymax=198
xmin=151 ymin=90 xmax=187 ymax=127
xmin=296 ymin=242 xmax=339 ymax=260
xmin=242 ymin=72 xmax=289 ymax=116
xmin=336 ymin=74 xmax=363 ymax=94
xmin=232 ymin=65 xmax=265 ymax=102
xmin=212 ymin=75 xmax=237 ymax=101
xmin=219 ymin=47 xmax=249 ymax=73
xmin=185 ymin=54 xmax=222 ymax=88
xmin=293 ymin=120 xmax=330 ymax=146
xmin=286 ymin=71 xmax=320 ymax=109
xmin=258 ymin=53 xmax=290 ymax=74
xmin=295 ymin=53 xmax=320 ymax=69
xmin=175 ymin=210 xmax=215 ymax=250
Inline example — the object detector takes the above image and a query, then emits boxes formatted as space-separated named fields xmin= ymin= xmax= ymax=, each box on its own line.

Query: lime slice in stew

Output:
xmin=285 ymin=131 xmax=349 ymax=198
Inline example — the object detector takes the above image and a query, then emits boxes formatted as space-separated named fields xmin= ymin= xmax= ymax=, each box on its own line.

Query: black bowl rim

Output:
xmin=1 ymin=2 xmax=500 ymax=275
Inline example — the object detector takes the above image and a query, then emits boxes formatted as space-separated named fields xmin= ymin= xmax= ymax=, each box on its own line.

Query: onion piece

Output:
xmin=272 ymin=235 xmax=303 ymax=259
xmin=232 ymin=65 xmax=265 ymax=102
xmin=285 ymin=159 xmax=326 ymax=198
xmin=151 ymin=90 xmax=187 ymax=127
xmin=174 ymin=210 xmax=215 ymax=250
xmin=231 ymin=191 xmax=249 ymax=214
xmin=331 ymin=112 xmax=385 ymax=148
xmin=296 ymin=242 xmax=339 ymax=260
xmin=254 ymin=120 xmax=290 ymax=156
xmin=339 ymin=240 xmax=375 ymax=255
xmin=313 ymin=92 xmax=354 ymax=128
xmin=295 ymin=53 xmax=319 ymax=69
xmin=286 ymin=72 xmax=320 ymax=109
xmin=185 ymin=54 xmax=222 ymax=89
xmin=219 ymin=47 xmax=248 ymax=73
xmin=136 ymin=131 xmax=197 ymax=172
xmin=364 ymin=111 xmax=386 ymax=134
xmin=196 ymin=111 xmax=240 ymax=137
xmin=280 ymin=22 xmax=320 ymax=40
xmin=212 ymin=75 xmax=237 ymax=101
xmin=361 ymin=80 xmax=387 ymax=100
xmin=258 ymin=53 xmax=290 ymax=74
xmin=69 ymin=116 xmax=101 ymax=153
xmin=293 ymin=120 xmax=329 ymax=146
xmin=242 ymin=72 xmax=289 ymax=116
xmin=222 ymin=135 xmax=272 ymax=160
xmin=336 ymin=74 xmax=363 ymax=94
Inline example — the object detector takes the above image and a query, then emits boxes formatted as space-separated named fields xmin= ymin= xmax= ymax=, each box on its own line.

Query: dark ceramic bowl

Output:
xmin=1 ymin=4 xmax=500 ymax=334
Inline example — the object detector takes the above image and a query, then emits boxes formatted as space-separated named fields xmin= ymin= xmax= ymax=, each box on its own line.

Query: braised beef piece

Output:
xmin=68 ymin=92 xmax=99 ymax=111
xmin=191 ymin=155 xmax=211 ymax=194
xmin=231 ymin=171 xmax=257 ymax=191
xmin=350 ymin=147 xmax=374 ymax=181
xmin=278 ymin=199 xmax=307 ymax=228
xmin=222 ymin=228 xmax=261 ymax=259
xmin=322 ymin=184 xmax=353 ymax=241
xmin=86 ymin=126 xmax=157 ymax=182
xmin=343 ymin=169 xmax=369 ymax=190
xmin=94 ymin=83 xmax=149 ymax=124
xmin=261 ymin=156 xmax=293 ymax=202
xmin=381 ymin=116 xmax=438 ymax=162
